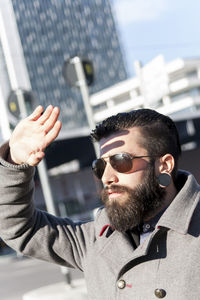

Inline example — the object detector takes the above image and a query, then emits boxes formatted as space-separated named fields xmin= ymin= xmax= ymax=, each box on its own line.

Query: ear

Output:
xmin=157 ymin=154 xmax=175 ymax=174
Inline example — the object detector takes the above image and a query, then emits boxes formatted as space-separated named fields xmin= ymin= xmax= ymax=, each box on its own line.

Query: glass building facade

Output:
xmin=10 ymin=0 xmax=128 ymax=134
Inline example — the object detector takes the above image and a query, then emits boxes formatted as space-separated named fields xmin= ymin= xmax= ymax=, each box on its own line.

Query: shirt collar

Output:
xmin=139 ymin=206 xmax=168 ymax=233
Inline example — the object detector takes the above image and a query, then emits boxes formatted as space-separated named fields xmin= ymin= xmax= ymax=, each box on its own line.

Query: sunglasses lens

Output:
xmin=92 ymin=159 xmax=106 ymax=179
xmin=110 ymin=153 xmax=133 ymax=173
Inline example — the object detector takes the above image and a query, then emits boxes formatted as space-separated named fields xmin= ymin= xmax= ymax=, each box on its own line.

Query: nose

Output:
xmin=101 ymin=163 xmax=119 ymax=186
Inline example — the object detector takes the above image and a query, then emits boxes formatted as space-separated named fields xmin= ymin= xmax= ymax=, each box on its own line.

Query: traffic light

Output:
xmin=7 ymin=89 xmax=36 ymax=120
xmin=82 ymin=59 xmax=94 ymax=86
xmin=63 ymin=57 xmax=94 ymax=87
xmin=7 ymin=89 xmax=36 ymax=129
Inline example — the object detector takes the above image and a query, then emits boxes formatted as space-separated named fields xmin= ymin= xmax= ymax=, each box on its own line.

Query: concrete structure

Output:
xmin=90 ymin=55 xmax=200 ymax=123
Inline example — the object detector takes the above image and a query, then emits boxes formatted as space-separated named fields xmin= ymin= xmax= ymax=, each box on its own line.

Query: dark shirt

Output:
xmin=127 ymin=207 xmax=169 ymax=248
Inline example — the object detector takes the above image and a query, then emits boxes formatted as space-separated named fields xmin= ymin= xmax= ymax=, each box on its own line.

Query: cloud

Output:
xmin=112 ymin=0 xmax=169 ymax=25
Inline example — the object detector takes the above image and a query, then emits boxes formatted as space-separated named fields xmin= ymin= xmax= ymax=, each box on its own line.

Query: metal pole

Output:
xmin=15 ymin=89 xmax=28 ymax=119
xmin=0 ymin=87 xmax=11 ymax=142
xmin=71 ymin=56 xmax=99 ymax=157
xmin=37 ymin=160 xmax=58 ymax=215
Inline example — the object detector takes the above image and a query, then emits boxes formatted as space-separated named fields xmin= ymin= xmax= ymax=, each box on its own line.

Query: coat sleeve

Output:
xmin=0 ymin=142 xmax=95 ymax=271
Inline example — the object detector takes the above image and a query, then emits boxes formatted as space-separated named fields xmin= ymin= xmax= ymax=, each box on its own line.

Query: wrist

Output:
xmin=7 ymin=151 xmax=20 ymax=165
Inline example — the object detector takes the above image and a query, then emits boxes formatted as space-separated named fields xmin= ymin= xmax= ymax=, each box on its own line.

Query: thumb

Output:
xmin=28 ymin=105 xmax=44 ymax=121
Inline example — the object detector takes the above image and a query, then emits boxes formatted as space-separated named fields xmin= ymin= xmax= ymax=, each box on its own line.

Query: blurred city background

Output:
xmin=0 ymin=0 xmax=200 ymax=299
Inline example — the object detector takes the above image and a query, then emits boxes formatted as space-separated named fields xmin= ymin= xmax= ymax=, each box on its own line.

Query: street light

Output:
xmin=63 ymin=56 xmax=99 ymax=157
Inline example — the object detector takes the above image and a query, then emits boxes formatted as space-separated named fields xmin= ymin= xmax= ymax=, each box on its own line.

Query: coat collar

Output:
xmin=157 ymin=170 xmax=200 ymax=234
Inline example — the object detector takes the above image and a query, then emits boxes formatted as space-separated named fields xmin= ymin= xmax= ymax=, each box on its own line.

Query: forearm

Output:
xmin=0 ymin=141 xmax=35 ymax=245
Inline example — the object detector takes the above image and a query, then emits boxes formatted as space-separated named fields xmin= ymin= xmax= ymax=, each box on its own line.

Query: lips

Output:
xmin=102 ymin=185 xmax=127 ymax=202
xmin=107 ymin=189 xmax=123 ymax=199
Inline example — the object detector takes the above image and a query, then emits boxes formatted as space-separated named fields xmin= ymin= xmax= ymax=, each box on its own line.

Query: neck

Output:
xmin=144 ymin=182 xmax=178 ymax=222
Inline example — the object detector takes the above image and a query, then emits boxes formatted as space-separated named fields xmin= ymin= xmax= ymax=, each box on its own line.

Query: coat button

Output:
xmin=154 ymin=288 xmax=166 ymax=298
xmin=117 ymin=279 xmax=126 ymax=289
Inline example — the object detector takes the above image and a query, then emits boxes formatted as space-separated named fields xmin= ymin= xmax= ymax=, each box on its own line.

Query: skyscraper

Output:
xmin=0 ymin=0 xmax=128 ymax=137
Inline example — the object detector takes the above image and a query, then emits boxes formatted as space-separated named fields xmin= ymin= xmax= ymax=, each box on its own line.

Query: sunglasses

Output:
xmin=92 ymin=152 xmax=151 ymax=179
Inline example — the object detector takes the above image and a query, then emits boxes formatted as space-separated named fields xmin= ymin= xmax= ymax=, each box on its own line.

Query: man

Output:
xmin=0 ymin=105 xmax=200 ymax=299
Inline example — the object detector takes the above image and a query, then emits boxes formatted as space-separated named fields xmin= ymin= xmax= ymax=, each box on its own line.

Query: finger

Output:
xmin=45 ymin=120 xmax=62 ymax=147
xmin=38 ymin=105 xmax=54 ymax=125
xmin=28 ymin=105 xmax=44 ymax=121
xmin=27 ymin=151 xmax=45 ymax=166
xmin=43 ymin=106 xmax=60 ymax=133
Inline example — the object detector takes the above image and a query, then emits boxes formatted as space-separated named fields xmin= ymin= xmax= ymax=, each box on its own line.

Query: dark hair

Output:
xmin=91 ymin=109 xmax=182 ymax=180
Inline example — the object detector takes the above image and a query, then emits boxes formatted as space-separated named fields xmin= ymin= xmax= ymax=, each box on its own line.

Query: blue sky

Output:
xmin=112 ymin=0 xmax=200 ymax=76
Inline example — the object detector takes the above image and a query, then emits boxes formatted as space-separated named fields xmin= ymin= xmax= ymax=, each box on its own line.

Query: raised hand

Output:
xmin=9 ymin=105 xmax=62 ymax=166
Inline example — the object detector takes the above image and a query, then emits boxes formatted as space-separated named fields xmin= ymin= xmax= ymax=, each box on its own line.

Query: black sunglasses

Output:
xmin=92 ymin=153 xmax=152 ymax=179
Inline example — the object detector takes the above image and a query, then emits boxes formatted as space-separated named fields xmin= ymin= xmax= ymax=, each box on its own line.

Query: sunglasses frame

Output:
xmin=92 ymin=152 xmax=152 ymax=179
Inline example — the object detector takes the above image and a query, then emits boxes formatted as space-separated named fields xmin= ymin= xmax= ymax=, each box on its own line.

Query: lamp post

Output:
xmin=63 ymin=56 xmax=99 ymax=157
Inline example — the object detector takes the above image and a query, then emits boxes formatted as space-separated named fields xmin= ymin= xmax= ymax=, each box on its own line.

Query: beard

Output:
xmin=101 ymin=164 xmax=166 ymax=232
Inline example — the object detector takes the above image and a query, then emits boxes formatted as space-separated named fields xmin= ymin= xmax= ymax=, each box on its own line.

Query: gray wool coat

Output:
xmin=0 ymin=143 xmax=200 ymax=299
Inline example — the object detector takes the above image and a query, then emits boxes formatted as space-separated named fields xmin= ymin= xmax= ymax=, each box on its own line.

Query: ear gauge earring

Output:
xmin=158 ymin=173 xmax=171 ymax=188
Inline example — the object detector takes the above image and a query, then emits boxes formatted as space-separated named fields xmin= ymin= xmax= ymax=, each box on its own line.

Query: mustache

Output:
xmin=103 ymin=184 xmax=131 ymax=194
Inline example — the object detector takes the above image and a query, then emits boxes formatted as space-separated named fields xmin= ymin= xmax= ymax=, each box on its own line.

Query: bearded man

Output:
xmin=0 ymin=105 xmax=199 ymax=300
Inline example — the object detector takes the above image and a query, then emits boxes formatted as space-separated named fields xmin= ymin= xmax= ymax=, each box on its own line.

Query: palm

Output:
xmin=9 ymin=105 xmax=62 ymax=166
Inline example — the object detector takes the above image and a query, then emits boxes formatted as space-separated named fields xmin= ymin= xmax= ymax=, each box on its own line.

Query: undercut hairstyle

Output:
xmin=91 ymin=109 xmax=182 ymax=181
